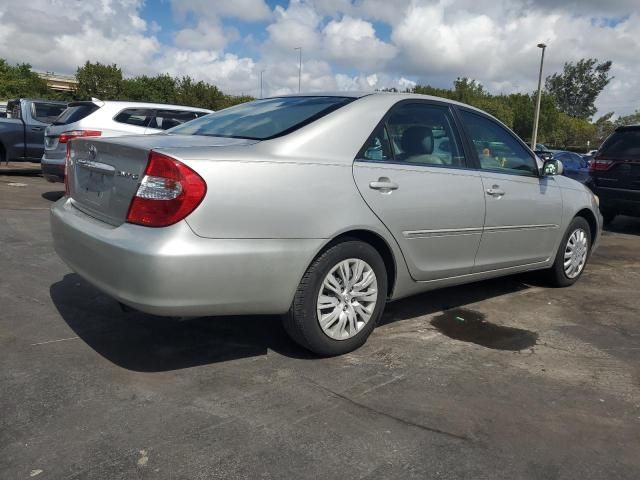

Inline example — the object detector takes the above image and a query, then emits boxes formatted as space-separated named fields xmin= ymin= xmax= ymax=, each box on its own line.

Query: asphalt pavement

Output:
xmin=1 ymin=173 xmax=639 ymax=479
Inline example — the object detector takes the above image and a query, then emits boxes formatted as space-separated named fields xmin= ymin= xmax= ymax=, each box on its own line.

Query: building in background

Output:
xmin=37 ymin=72 xmax=77 ymax=93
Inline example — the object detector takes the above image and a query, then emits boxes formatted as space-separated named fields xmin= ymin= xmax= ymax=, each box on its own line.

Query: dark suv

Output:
xmin=589 ymin=125 xmax=640 ymax=224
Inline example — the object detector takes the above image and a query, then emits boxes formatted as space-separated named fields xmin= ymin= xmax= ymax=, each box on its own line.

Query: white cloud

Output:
xmin=0 ymin=0 xmax=638 ymax=116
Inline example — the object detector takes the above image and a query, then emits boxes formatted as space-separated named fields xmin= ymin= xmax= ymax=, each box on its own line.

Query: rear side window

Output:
xmin=32 ymin=102 xmax=66 ymax=123
xmin=53 ymin=104 xmax=100 ymax=125
xmin=114 ymin=108 xmax=153 ymax=128
xmin=599 ymin=128 xmax=640 ymax=160
xmin=358 ymin=102 xmax=466 ymax=168
xmin=149 ymin=110 xmax=205 ymax=130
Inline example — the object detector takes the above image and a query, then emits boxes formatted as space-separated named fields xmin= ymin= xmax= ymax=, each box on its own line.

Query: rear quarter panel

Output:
xmin=0 ymin=118 xmax=25 ymax=160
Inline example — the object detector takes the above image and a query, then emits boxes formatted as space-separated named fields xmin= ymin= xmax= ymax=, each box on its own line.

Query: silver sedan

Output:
xmin=51 ymin=92 xmax=602 ymax=356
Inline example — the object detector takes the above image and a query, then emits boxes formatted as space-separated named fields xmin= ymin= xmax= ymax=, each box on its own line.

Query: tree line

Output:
xmin=1 ymin=57 xmax=639 ymax=150
xmin=0 ymin=59 xmax=253 ymax=111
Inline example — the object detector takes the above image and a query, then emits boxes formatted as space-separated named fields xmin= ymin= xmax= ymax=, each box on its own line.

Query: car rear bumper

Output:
xmin=596 ymin=186 xmax=640 ymax=216
xmin=50 ymin=198 xmax=323 ymax=316
xmin=41 ymin=155 xmax=65 ymax=183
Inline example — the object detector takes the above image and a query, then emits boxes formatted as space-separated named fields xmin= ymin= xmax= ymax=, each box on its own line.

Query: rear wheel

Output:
xmin=546 ymin=217 xmax=591 ymax=287
xmin=283 ymin=240 xmax=387 ymax=356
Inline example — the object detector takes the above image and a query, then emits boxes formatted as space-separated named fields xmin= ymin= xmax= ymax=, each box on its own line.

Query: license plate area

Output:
xmin=74 ymin=159 xmax=115 ymax=208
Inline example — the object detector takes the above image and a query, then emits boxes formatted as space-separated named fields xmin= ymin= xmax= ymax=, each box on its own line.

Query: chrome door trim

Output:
xmin=404 ymin=224 xmax=557 ymax=239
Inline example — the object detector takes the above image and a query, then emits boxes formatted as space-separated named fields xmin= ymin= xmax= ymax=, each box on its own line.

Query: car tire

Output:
xmin=283 ymin=240 xmax=388 ymax=356
xmin=546 ymin=217 xmax=591 ymax=287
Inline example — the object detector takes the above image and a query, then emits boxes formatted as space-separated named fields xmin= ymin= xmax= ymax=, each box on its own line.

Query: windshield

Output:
xmin=599 ymin=128 xmax=640 ymax=161
xmin=168 ymin=96 xmax=355 ymax=140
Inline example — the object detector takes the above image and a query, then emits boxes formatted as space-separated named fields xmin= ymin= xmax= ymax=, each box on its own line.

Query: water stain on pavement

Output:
xmin=431 ymin=308 xmax=538 ymax=351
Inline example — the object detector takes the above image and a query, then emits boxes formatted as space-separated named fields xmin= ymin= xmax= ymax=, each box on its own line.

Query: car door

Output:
xmin=25 ymin=102 xmax=67 ymax=159
xmin=353 ymin=101 xmax=486 ymax=281
xmin=457 ymin=108 xmax=562 ymax=271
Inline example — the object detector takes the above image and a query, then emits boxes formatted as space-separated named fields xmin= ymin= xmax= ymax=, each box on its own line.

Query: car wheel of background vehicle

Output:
xmin=546 ymin=216 xmax=591 ymax=287
xmin=283 ymin=240 xmax=387 ymax=356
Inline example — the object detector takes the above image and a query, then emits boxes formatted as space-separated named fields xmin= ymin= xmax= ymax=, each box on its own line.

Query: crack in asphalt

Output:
xmin=302 ymin=376 xmax=472 ymax=442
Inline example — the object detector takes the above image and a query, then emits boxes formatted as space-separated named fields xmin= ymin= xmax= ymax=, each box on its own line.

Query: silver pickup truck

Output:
xmin=0 ymin=99 xmax=67 ymax=163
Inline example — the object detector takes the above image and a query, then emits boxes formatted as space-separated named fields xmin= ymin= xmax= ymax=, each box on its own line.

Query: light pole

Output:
xmin=531 ymin=43 xmax=547 ymax=150
xmin=294 ymin=47 xmax=302 ymax=92
xmin=260 ymin=70 xmax=265 ymax=98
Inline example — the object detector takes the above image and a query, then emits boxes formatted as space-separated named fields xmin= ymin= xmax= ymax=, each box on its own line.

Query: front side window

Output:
xmin=168 ymin=96 xmax=355 ymax=140
xmin=460 ymin=110 xmax=538 ymax=176
xmin=31 ymin=102 xmax=66 ymax=123
xmin=114 ymin=108 xmax=153 ymax=128
xmin=358 ymin=103 xmax=466 ymax=168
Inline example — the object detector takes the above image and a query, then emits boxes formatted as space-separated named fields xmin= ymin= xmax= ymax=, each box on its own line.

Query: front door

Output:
xmin=457 ymin=109 xmax=562 ymax=271
xmin=353 ymin=101 xmax=486 ymax=281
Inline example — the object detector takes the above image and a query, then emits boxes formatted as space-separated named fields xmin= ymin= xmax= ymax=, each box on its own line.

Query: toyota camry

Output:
xmin=51 ymin=92 xmax=602 ymax=356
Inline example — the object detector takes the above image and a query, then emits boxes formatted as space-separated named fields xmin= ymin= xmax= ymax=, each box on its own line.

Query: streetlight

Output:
xmin=294 ymin=47 xmax=302 ymax=92
xmin=260 ymin=70 xmax=265 ymax=98
xmin=531 ymin=43 xmax=547 ymax=150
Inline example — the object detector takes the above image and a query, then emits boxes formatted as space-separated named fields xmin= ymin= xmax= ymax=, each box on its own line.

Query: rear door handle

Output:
xmin=369 ymin=178 xmax=399 ymax=192
xmin=486 ymin=186 xmax=505 ymax=197
xmin=31 ymin=126 xmax=45 ymax=131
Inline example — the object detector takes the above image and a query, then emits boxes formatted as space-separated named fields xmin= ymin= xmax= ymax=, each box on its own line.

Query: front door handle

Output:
xmin=369 ymin=177 xmax=399 ymax=192
xmin=486 ymin=185 xmax=506 ymax=197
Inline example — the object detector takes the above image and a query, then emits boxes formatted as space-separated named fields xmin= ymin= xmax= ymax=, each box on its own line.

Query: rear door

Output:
xmin=457 ymin=108 xmax=562 ymax=271
xmin=353 ymin=101 xmax=486 ymax=281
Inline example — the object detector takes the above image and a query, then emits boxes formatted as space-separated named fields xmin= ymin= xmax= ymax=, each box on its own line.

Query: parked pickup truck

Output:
xmin=0 ymin=99 xmax=67 ymax=163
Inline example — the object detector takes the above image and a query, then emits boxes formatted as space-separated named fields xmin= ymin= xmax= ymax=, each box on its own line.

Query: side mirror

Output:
xmin=543 ymin=159 xmax=564 ymax=176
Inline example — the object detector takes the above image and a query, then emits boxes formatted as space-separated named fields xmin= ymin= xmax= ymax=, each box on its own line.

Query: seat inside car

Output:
xmin=397 ymin=126 xmax=444 ymax=165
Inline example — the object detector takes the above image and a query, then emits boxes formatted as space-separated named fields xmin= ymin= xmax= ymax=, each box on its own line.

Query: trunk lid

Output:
xmin=68 ymin=134 xmax=258 ymax=226
xmin=593 ymin=126 xmax=640 ymax=191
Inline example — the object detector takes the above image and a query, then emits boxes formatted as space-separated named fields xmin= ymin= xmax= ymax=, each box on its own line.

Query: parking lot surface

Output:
xmin=2 ymin=173 xmax=640 ymax=479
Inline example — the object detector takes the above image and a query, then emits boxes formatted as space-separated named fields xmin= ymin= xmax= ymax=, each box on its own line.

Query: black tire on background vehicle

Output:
xmin=546 ymin=216 xmax=592 ymax=287
xmin=283 ymin=240 xmax=388 ymax=356
xmin=601 ymin=210 xmax=616 ymax=226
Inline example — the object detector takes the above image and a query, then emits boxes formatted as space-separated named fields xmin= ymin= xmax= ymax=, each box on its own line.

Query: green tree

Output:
xmin=0 ymin=59 xmax=50 ymax=99
xmin=545 ymin=58 xmax=613 ymax=120
xmin=75 ymin=61 xmax=123 ymax=100
xmin=614 ymin=110 xmax=640 ymax=128
xmin=121 ymin=74 xmax=177 ymax=103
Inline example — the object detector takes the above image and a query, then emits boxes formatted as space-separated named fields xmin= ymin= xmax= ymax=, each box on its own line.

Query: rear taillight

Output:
xmin=64 ymin=142 xmax=71 ymax=196
xmin=58 ymin=130 xmax=101 ymax=143
xmin=589 ymin=158 xmax=614 ymax=171
xmin=126 ymin=151 xmax=207 ymax=227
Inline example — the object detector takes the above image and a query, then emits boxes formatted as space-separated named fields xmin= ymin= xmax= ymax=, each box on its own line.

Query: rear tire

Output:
xmin=283 ymin=240 xmax=388 ymax=356
xmin=545 ymin=217 xmax=591 ymax=287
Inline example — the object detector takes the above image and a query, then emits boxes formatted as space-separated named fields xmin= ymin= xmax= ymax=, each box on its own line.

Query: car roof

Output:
xmin=68 ymin=100 xmax=212 ymax=113
xmin=265 ymin=91 xmax=494 ymax=116
xmin=100 ymin=101 xmax=212 ymax=112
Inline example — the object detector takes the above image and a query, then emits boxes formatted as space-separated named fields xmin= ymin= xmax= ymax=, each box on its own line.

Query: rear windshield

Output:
xmin=599 ymin=128 xmax=640 ymax=160
xmin=32 ymin=102 xmax=67 ymax=123
xmin=168 ymin=96 xmax=355 ymax=140
xmin=53 ymin=104 xmax=100 ymax=125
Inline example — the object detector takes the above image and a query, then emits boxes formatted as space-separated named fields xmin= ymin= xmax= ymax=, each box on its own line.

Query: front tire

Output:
xmin=283 ymin=240 xmax=388 ymax=356
xmin=546 ymin=217 xmax=591 ymax=287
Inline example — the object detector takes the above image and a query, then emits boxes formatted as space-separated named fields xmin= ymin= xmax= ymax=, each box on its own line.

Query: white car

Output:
xmin=41 ymin=99 xmax=212 ymax=182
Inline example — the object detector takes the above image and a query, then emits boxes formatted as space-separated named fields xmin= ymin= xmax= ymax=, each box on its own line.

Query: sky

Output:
xmin=0 ymin=0 xmax=638 ymax=116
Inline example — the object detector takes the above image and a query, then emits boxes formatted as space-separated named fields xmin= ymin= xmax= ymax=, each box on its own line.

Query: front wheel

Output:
xmin=546 ymin=217 xmax=591 ymax=287
xmin=283 ymin=240 xmax=388 ymax=356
